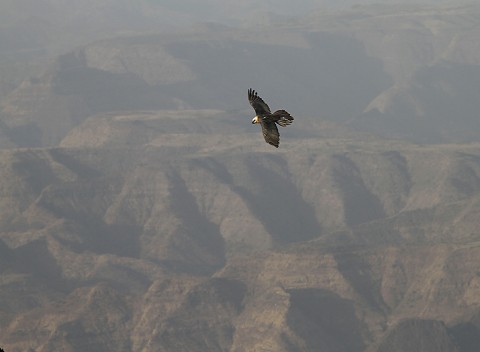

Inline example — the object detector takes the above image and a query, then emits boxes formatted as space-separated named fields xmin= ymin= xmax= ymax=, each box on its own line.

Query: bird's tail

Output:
xmin=272 ymin=110 xmax=294 ymax=127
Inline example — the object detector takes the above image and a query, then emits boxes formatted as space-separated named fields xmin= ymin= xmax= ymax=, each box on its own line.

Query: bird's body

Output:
xmin=248 ymin=88 xmax=294 ymax=148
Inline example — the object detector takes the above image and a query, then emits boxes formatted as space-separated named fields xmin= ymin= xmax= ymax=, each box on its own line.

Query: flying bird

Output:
xmin=248 ymin=88 xmax=294 ymax=148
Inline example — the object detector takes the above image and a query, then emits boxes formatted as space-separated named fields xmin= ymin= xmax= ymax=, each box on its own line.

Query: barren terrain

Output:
xmin=1 ymin=2 xmax=480 ymax=351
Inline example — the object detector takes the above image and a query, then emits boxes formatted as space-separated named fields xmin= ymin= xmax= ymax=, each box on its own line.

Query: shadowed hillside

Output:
xmin=1 ymin=115 xmax=480 ymax=349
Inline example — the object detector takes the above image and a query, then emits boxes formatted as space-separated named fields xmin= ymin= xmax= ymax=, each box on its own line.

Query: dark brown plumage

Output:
xmin=248 ymin=88 xmax=294 ymax=148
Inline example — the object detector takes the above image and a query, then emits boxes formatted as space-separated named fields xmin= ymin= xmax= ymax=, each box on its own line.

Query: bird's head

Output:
xmin=252 ymin=116 xmax=260 ymax=124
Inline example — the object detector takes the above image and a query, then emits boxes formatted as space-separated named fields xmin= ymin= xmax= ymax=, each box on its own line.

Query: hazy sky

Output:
xmin=0 ymin=0 xmax=467 ymax=28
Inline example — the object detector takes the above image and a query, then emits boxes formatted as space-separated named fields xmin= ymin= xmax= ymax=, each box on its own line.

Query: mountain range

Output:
xmin=1 ymin=2 xmax=480 ymax=352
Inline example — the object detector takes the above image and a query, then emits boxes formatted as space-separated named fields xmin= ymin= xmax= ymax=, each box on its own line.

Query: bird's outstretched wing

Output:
xmin=260 ymin=119 xmax=280 ymax=148
xmin=248 ymin=88 xmax=271 ymax=115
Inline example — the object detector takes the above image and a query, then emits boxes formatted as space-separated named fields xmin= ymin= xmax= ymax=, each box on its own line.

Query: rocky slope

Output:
xmin=0 ymin=113 xmax=480 ymax=350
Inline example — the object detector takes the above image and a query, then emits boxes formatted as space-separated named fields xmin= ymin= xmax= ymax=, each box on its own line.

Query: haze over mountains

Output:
xmin=1 ymin=1 xmax=480 ymax=352
xmin=3 ymin=1 xmax=480 ymax=146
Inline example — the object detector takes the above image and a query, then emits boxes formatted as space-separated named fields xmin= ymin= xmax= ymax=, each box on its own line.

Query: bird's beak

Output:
xmin=252 ymin=116 xmax=258 ymax=124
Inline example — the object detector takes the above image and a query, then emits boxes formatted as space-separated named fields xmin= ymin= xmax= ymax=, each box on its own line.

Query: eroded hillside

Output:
xmin=1 ymin=3 xmax=480 ymax=352
xmin=1 ymin=114 xmax=480 ymax=350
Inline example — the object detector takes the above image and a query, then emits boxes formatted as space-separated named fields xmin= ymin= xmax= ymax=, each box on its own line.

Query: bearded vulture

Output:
xmin=248 ymin=88 xmax=294 ymax=148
